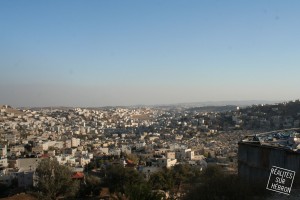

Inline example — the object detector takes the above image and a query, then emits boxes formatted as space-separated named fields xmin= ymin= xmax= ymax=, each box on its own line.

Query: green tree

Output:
xmin=79 ymin=175 xmax=101 ymax=197
xmin=34 ymin=158 xmax=79 ymax=200
xmin=84 ymin=160 xmax=96 ymax=172
xmin=104 ymin=165 xmax=145 ymax=193
xmin=149 ymin=170 xmax=174 ymax=190
xmin=184 ymin=166 xmax=267 ymax=200
xmin=125 ymin=153 xmax=139 ymax=164
xmin=171 ymin=164 xmax=201 ymax=185
xmin=125 ymin=183 xmax=165 ymax=200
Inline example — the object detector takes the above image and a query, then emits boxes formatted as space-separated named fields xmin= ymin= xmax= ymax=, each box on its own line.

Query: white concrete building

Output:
xmin=0 ymin=145 xmax=7 ymax=158
xmin=72 ymin=137 xmax=80 ymax=147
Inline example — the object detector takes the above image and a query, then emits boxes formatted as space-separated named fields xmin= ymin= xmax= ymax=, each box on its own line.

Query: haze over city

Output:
xmin=1 ymin=0 xmax=300 ymax=107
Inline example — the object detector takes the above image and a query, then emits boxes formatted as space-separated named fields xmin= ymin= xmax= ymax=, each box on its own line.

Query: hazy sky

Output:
xmin=1 ymin=0 xmax=300 ymax=107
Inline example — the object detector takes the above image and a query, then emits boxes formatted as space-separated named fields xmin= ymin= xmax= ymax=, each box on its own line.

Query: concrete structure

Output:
xmin=10 ymin=145 xmax=25 ymax=155
xmin=238 ymin=129 xmax=300 ymax=185
xmin=175 ymin=148 xmax=192 ymax=160
xmin=157 ymin=158 xmax=177 ymax=168
xmin=166 ymin=151 xmax=176 ymax=159
xmin=18 ymin=171 xmax=34 ymax=188
xmin=0 ymin=158 xmax=8 ymax=168
xmin=16 ymin=158 xmax=40 ymax=171
xmin=5 ymin=134 xmax=17 ymax=144
xmin=121 ymin=145 xmax=131 ymax=155
xmin=0 ymin=144 xmax=7 ymax=158
xmin=71 ymin=137 xmax=80 ymax=147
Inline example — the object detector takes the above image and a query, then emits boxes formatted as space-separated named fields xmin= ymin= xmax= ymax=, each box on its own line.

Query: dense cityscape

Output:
xmin=1 ymin=100 xmax=300 ymax=199
xmin=2 ymin=1 xmax=300 ymax=199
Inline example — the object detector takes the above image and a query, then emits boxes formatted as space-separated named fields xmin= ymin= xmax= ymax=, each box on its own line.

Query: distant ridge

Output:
xmin=15 ymin=100 xmax=281 ymax=109
xmin=154 ymin=100 xmax=280 ymax=108
xmin=186 ymin=105 xmax=238 ymax=113
xmin=0 ymin=105 xmax=24 ymax=115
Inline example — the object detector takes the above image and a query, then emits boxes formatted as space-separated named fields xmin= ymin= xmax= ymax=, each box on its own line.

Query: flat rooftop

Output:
xmin=240 ymin=128 xmax=300 ymax=152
